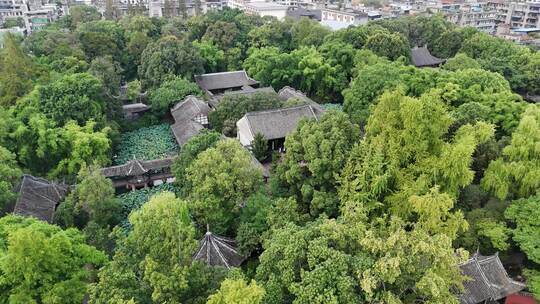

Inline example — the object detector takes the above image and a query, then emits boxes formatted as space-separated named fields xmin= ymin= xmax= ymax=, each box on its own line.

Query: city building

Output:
xmin=286 ymin=6 xmax=321 ymax=21
xmin=444 ymin=2 xmax=497 ymax=34
xmin=243 ymin=1 xmax=288 ymax=18
xmin=320 ymin=8 xmax=368 ymax=27
xmin=488 ymin=1 xmax=540 ymax=29
xmin=0 ymin=0 xmax=24 ymax=24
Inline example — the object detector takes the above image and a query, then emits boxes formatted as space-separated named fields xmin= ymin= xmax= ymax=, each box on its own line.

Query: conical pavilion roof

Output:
xmin=192 ymin=231 xmax=245 ymax=269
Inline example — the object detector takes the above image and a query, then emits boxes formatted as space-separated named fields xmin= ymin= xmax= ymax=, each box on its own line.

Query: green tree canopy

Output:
xmin=505 ymin=194 xmax=540 ymax=264
xmin=35 ymin=73 xmax=107 ymax=126
xmin=138 ymin=36 xmax=204 ymax=88
xmin=90 ymin=192 xmax=225 ymax=303
xmin=275 ymin=111 xmax=360 ymax=217
xmin=442 ymin=53 xmax=481 ymax=71
xmin=0 ymin=146 xmax=21 ymax=211
xmin=148 ymin=76 xmax=202 ymax=116
xmin=0 ymin=215 xmax=107 ymax=303
xmin=0 ymin=33 xmax=38 ymax=106
xmin=67 ymin=5 xmax=102 ymax=29
xmin=172 ymin=129 xmax=222 ymax=195
xmin=202 ymin=21 xmax=240 ymax=50
xmin=208 ymin=92 xmax=283 ymax=136
xmin=339 ymin=89 xmax=494 ymax=222
xmin=207 ymin=278 xmax=265 ymax=304
xmin=482 ymin=105 xmax=540 ymax=200
xmin=187 ymin=139 xmax=263 ymax=234
xmin=364 ymin=31 xmax=410 ymax=61
xmin=75 ymin=20 xmax=126 ymax=62
xmin=88 ymin=56 xmax=124 ymax=96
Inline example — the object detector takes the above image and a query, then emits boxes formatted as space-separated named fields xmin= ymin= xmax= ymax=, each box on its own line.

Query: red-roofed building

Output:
xmin=505 ymin=293 xmax=537 ymax=304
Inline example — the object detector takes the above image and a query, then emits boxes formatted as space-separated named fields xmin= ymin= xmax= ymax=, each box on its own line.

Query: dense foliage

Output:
xmin=0 ymin=215 xmax=107 ymax=303
xmin=114 ymin=123 xmax=178 ymax=164
xmin=1 ymin=7 xmax=540 ymax=304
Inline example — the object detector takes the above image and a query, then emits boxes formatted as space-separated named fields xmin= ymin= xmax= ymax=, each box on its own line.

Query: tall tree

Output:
xmin=505 ymin=194 xmax=540 ymax=265
xmin=482 ymin=105 xmax=540 ymax=200
xmin=172 ymin=130 xmax=222 ymax=196
xmin=68 ymin=5 xmax=102 ymax=29
xmin=50 ymin=121 xmax=112 ymax=178
xmin=275 ymin=111 xmax=360 ymax=217
xmin=0 ymin=146 xmax=21 ymax=211
xmin=138 ymin=36 xmax=204 ymax=88
xmin=207 ymin=278 xmax=265 ymax=304
xmin=90 ymin=192 xmax=225 ymax=303
xmin=186 ymin=139 xmax=263 ymax=234
xmin=202 ymin=21 xmax=240 ymax=50
xmin=148 ymin=76 xmax=202 ymax=116
xmin=339 ymin=89 xmax=494 ymax=221
xmin=36 ymin=73 xmax=107 ymax=126
xmin=251 ymin=133 xmax=268 ymax=162
xmin=75 ymin=20 xmax=126 ymax=62
xmin=363 ymin=31 xmax=410 ymax=61
xmin=0 ymin=215 xmax=107 ymax=303
xmin=88 ymin=56 xmax=124 ymax=96
xmin=0 ymin=33 xmax=37 ymax=106
xmin=177 ymin=0 xmax=187 ymax=18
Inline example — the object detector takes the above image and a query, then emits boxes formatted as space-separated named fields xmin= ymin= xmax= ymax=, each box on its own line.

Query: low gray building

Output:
xmin=236 ymin=103 xmax=323 ymax=150
xmin=13 ymin=175 xmax=68 ymax=223
xmin=170 ymin=95 xmax=211 ymax=146
xmin=195 ymin=70 xmax=259 ymax=97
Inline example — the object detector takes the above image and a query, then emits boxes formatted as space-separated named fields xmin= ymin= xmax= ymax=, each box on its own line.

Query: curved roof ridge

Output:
xmin=244 ymin=104 xmax=314 ymax=117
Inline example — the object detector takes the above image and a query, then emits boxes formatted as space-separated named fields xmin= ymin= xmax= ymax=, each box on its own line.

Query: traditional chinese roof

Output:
xmin=411 ymin=46 xmax=445 ymax=67
xmin=122 ymin=103 xmax=151 ymax=113
xmin=236 ymin=104 xmax=320 ymax=142
xmin=170 ymin=95 xmax=211 ymax=146
xmin=459 ymin=253 xmax=525 ymax=304
xmin=195 ymin=70 xmax=259 ymax=93
xmin=277 ymin=86 xmax=325 ymax=114
xmin=209 ymin=87 xmax=277 ymax=107
xmin=193 ymin=231 xmax=245 ymax=269
xmin=101 ymin=158 xmax=174 ymax=178
xmin=171 ymin=120 xmax=205 ymax=146
xmin=171 ymin=95 xmax=211 ymax=122
xmin=13 ymin=175 xmax=68 ymax=223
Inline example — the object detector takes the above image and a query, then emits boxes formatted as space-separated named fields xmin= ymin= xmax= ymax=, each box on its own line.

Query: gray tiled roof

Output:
xmin=193 ymin=231 xmax=245 ymax=269
xmin=240 ymin=104 xmax=320 ymax=141
xmin=277 ymin=86 xmax=325 ymax=114
xmin=411 ymin=47 xmax=445 ymax=67
xmin=171 ymin=120 xmax=205 ymax=146
xmin=13 ymin=175 xmax=68 ymax=223
xmin=458 ymin=253 xmax=525 ymax=304
xmin=210 ymin=86 xmax=277 ymax=107
xmin=170 ymin=96 xmax=211 ymax=146
xmin=171 ymin=95 xmax=211 ymax=123
xmin=195 ymin=70 xmax=259 ymax=92
xmin=100 ymin=158 xmax=174 ymax=178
